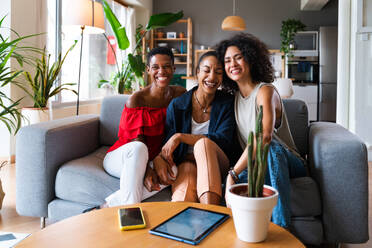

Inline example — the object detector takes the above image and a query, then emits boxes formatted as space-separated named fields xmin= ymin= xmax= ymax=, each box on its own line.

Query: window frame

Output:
xmin=51 ymin=0 xmax=116 ymax=108
xmin=357 ymin=0 xmax=372 ymax=33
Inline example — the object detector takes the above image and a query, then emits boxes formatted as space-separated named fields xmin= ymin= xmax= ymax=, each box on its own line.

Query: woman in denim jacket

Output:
xmin=156 ymin=51 xmax=236 ymax=205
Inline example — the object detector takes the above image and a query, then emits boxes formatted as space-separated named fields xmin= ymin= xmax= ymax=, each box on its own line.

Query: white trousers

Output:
xmin=103 ymin=141 xmax=176 ymax=207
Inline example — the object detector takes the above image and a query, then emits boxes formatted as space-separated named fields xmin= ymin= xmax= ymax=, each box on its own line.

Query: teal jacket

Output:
xmin=164 ymin=86 xmax=237 ymax=164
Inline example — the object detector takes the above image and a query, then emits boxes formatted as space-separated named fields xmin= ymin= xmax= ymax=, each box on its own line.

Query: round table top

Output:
xmin=18 ymin=202 xmax=304 ymax=248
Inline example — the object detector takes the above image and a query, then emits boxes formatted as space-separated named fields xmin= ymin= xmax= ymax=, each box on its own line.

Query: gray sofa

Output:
xmin=16 ymin=95 xmax=369 ymax=246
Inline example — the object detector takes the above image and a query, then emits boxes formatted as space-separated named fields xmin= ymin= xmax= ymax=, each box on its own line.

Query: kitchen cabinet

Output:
xmin=292 ymin=85 xmax=318 ymax=121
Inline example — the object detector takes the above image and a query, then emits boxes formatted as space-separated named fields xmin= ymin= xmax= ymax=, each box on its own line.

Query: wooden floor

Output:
xmin=0 ymin=162 xmax=371 ymax=247
xmin=0 ymin=163 xmax=40 ymax=233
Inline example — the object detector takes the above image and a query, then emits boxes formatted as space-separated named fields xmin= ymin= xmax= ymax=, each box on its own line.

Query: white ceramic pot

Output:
xmin=22 ymin=107 xmax=50 ymax=126
xmin=227 ymin=183 xmax=278 ymax=243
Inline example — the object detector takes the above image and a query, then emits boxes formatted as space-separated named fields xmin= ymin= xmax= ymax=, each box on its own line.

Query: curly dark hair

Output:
xmin=214 ymin=33 xmax=274 ymax=93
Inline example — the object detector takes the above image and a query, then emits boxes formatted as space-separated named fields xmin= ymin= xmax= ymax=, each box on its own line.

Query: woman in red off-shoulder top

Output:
xmin=100 ymin=47 xmax=185 ymax=207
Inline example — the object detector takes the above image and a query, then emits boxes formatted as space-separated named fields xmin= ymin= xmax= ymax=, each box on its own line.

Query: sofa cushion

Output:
xmin=282 ymin=99 xmax=309 ymax=158
xmin=55 ymin=146 xmax=118 ymax=205
xmin=290 ymin=177 xmax=322 ymax=217
xmin=48 ymin=199 xmax=94 ymax=223
xmin=55 ymin=146 xmax=172 ymax=207
xmin=290 ymin=216 xmax=323 ymax=245
xmin=100 ymin=95 xmax=129 ymax=146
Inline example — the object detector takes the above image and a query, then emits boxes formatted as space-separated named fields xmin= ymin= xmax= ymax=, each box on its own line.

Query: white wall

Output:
xmin=132 ymin=0 xmax=152 ymax=28
xmin=0 ymin=0 xmax=11 ymax=159
xmin=9 ymin=0 xmax=48 ymax=158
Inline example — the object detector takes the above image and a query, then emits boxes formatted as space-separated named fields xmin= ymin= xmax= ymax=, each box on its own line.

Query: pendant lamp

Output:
xmin=221 ymin=0 xmax=246 ymax=31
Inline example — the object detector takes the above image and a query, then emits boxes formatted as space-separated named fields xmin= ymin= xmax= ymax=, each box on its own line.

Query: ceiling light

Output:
xmin=221 ymin=0 xmax=246 ymax=31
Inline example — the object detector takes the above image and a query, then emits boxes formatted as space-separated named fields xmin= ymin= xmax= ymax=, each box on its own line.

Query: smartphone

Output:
xmin=118 ymin=207 xmax=146 ymax=231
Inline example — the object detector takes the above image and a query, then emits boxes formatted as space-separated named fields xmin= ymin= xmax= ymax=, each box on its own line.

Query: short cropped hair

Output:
xmin=146 ymin=47 xmax=174 ymax=65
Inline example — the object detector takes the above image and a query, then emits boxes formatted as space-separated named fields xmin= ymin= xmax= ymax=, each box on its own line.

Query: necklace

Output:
xmin=194 ymin=92 xmax=209 ymax=113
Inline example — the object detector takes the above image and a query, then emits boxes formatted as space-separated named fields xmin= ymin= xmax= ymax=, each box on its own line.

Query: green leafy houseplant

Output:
xmin=247 ymin=105 xmax=270 ymax=197
xmin=0 ymin=15 xmax=40 ymax=133
xmin=16 ymin=44 xmax=77 ymax=108
xmin=99 ymin=24 xmax=146 ymax=94
xmin=280 ymin=19 xmax=306 ymax=58
xmin=102 ymin=0 xmax=183 ymax=94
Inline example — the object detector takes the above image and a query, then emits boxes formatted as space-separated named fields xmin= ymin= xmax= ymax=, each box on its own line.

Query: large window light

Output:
xmin=47 ymin=0 xmax=135 ymax=104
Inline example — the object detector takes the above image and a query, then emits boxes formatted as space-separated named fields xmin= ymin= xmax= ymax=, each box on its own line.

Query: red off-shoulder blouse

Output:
xmin=107 ymin=105 xmax=167 ymax=161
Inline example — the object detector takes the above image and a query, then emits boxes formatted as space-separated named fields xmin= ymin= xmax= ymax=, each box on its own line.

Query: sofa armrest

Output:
xmin=16 ymin=114 xmax=100 ymax=218
xmin=309 ymin=122 xmax=369 ymax=244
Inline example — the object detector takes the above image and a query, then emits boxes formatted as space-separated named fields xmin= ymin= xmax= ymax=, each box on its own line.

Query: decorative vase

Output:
xmin=156 ymin=31 xmax=165 ymax=38
xmin=227 ymin=183 xmax=278 ymax=243
xmin=21 ymin=107 xmax=50 ymax=126
xmin=289 ymin=41 xmax=296 ymax=50
xmin=179 ymin=32 xmax=185 ymax=38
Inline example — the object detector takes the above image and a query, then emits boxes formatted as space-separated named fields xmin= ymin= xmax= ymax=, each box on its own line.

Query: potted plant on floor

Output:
xmin=15 ymin=44 xmax=77 ymax=125
xmin=0 ymin=15 xmax=39 ymax=209
xmin=0 ymin=15 xmax=39 ymax=133
xmin=102 ymin=0 xmax=183 ymax=94
xmin=227 ymin=106 xmax=279 ymax=243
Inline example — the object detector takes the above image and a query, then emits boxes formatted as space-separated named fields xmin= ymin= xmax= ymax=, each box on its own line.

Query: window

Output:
xmin=47 ymin=0 xmax=135 ymax=104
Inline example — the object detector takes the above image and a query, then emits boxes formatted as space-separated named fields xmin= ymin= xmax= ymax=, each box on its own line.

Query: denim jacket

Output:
xmin=164 ymin=86 xmax=236 ymax=164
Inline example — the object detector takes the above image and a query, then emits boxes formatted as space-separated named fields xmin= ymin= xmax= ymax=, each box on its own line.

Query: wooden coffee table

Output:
xmin=17 ymin=202 xmax=304 ymax=247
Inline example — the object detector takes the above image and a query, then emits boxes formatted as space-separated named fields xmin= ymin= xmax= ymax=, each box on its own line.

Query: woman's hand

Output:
xmin=144 ymin=166 xmax=161 ymax=192
xmin=161 ymin=133 xmax=181 ymax=166
xmin=225 ymin=174 xmax=235 ymax=208
xmin=153 ymin=155 xmax=176 ymax=185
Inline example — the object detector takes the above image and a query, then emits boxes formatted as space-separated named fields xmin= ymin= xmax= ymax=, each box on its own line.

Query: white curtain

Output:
xmin=111 ymin=2 xmax=136 ymax=65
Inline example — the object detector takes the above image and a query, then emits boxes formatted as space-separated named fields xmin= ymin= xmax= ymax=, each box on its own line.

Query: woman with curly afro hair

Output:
xmin=215 ymin=33 xmax=306 ymax=228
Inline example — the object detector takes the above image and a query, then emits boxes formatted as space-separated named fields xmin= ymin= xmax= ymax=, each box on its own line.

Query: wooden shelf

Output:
xmin=146 ymin=18 xmax=193 ymax=77
xmin=154 ymin=38 xmax=187 ymax=41
xmin=194 ymin=49 xmax=215 ymax=68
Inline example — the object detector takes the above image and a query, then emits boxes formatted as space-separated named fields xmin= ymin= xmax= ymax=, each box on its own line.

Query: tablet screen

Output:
xmin=149 ymin=207 xmax=229 ymax=244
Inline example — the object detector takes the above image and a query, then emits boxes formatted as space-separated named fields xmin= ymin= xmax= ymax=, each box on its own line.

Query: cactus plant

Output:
xmin=247 ymin=105 xmax=270 ymax=197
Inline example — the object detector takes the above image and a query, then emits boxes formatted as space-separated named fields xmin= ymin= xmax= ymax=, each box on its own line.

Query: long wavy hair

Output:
xmin=215 ymin=33 xmax=274 ymax=94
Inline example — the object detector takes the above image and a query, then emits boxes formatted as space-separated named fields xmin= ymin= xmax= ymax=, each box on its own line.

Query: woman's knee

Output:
xmin=127 ymin=141 xmax=149 ymax=160
xmin=194 ymin=137 xmax=213 ymax=151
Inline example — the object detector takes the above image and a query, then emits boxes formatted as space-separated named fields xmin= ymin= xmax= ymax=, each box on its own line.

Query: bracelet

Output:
xmin=228 ymin=168 xmax=239 ymax=183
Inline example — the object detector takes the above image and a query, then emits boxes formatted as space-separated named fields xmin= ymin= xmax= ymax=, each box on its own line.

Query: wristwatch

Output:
xmin=228 ymin=168 xmax=239 ymax=183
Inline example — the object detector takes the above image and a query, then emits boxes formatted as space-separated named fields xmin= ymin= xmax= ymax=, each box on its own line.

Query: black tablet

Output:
xmin=149 ymin=207 xmax=229 ymax=245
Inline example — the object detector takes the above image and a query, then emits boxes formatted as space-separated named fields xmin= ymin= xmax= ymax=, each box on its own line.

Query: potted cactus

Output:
xmin=227 ymin=106 xmax=279 ymax=243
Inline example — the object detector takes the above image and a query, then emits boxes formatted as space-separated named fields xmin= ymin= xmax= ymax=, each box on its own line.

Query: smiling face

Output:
xmin=224 ymin=46 xmax=251 ymax=83
xmin=147 ymin=54 xmax=175 ymax=88
xmin=196 ymin=56 xmax=223 ymax=95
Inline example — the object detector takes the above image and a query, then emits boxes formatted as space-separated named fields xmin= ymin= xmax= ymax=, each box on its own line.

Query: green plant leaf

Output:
xmin=128 ymin=54 xmax=145 ymax=78
xmin=146 ymin=11 xmax=184 ymax=30
xmin=102 ymin=0 xmax=129 ymax=50
xmin=280 ymin=18 xmax=305 ymax=57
